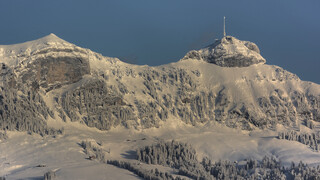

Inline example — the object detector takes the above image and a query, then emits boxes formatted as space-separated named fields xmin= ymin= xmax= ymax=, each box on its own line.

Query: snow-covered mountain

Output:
xmin=0 ymin=33 xmax=319 ymax=132
xmin=1 ymin=34 xmax=320 ymax=179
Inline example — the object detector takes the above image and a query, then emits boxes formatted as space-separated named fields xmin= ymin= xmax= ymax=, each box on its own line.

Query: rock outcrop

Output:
xmin=21 ymin=56 xmax=90 ymax=92
xmin=182 ymin=36 xmax=266 ymax=67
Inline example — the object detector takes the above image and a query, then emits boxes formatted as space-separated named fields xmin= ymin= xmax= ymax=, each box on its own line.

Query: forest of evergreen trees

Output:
xmin=0 ymin=131 xmax=7 ymax=141
xmin=278 ymin=130 xmax=319 ymax=151
xmin=107 ymin=160 xmax=185 ymax=180
xmin=134 ymin=140 xmax=320 ymax=180
xmin=80 ymin=140 xmax=106 ymax=162
xmin=43 ymin=170 xmax=56 ymax=180
xmin=106 ymin=140 xmax=320 ymax=179
xmin=137 ymin=140 xmax=198 ymax=169
xmin=0 ymin=86 xmax=63 ymax=136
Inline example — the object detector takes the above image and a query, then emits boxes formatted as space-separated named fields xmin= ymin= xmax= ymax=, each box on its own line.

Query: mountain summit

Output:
xmin=0 ymin=33 xmax=75 ymax=67
xmin=182 ymin=36 xmax=266 ymax=67
xmin=40 ymin=33 xmax=66 ymax=42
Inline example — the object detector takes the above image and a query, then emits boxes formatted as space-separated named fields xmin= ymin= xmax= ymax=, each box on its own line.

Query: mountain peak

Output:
xmin=0 ymin=33 xmax=71 ymax=52
xmin=48 ymin=33 xmax=58 ymax=37
xmin=43 ymin=33 xmax=60 ymax=40
xmin=182 ymin=36 xmax=266 ymax=67
xmin=34 ymin=33 xmax=68 ymax=44
xmin=0 ymin=33 xmax=77 ymax=67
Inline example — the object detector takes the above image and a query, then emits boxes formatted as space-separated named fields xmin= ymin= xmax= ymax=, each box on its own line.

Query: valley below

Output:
xmin=1 ymin=120 xmax=320 ymax=179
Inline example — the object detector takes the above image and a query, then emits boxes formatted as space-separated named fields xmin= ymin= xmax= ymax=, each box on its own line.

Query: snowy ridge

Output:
xmin=0 ymin=33 xmax=118 ymax=69
xmin=0 ymin=33 xmax=71 ymax=66
xmin=0 ymin=34 xmax=319 ymax=131
xmin=1 ymin=34 xmax=320 ymax=179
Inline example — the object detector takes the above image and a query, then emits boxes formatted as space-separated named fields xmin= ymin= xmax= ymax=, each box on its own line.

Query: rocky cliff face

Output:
xmin=0 ymin=34 xmax=91 ymax=92
xmin=182 ymin=36 xmax=266 ymax=67
xmin=0 ymin=34 xmax=319 ymax=133
xmin=21 ymin=56 xmax=90 ymax=92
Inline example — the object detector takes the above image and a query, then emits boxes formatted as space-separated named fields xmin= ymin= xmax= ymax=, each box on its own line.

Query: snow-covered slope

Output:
xmin=1 ymin=119 xmax=320 ymax=179
xmin=0 ymin=33 xmax=100 ymax=67
xmin=0 ymin=33 xmax=319 ymax=132
xmin=1 ymin=34 xmax=320 ymax=179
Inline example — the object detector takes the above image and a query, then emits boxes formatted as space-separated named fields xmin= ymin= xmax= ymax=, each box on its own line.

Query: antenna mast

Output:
xmin=223 ymin=16 xmax=226 ymax=37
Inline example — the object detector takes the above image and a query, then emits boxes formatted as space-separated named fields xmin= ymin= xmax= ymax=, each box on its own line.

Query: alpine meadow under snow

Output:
xmin=0 ymin=34 xmax=320 ymax=179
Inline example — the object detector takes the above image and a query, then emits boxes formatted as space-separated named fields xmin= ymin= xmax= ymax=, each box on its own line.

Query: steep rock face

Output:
xmin=20 ymin=56 xmax=90 ymax=92
xmin=0 ymin=34 xmax=320 ymax=133
xmin=182 ymin=36 xmax=266 ymax=67
xmin=0 ymin=34 xmax=91 ymax=92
